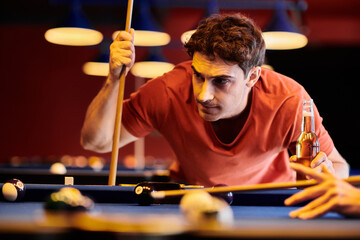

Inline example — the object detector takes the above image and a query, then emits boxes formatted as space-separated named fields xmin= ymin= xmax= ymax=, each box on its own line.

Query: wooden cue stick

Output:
xmin=119 ymin=183 xmax=205 ymax=188
xmin=108 ymin=0 xmax=134 ymax=186
xmin=151 ymin=175 xmax=360 ymax=199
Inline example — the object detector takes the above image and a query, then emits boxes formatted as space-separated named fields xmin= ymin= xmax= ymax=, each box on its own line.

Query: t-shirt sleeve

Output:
xmin=122 ymin=61 xmax=192 ymax=138
xmin=122 ymin=76 xmax=170 ymax=138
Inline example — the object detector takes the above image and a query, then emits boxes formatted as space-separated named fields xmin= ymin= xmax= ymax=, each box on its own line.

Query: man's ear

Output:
xmin=246 ymin=66 xmax=261 ymax=87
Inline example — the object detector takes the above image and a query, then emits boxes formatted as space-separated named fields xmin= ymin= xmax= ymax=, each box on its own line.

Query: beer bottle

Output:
xmin=295 ymin=99 xmax=320 ymax=180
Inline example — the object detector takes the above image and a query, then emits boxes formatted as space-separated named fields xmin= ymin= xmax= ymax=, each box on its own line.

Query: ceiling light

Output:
xmin=83 ymin=40 xmax=110 ymax=77
xmin=181 ymin=30 xmax=196 ymax=45
xmin=83 ymin=62 xmax=109 ymax=77
xmin=263 ymin=2 xmax=308 ymax=50
xmin=112 ymin=30 xmax=170 ymax=47
xmin=113 ymin=0 xmax=170 ymax=47
xmin=180 ymin=1 xmax=219 ymax=45
xmin=131 ymin=47 xmax=174 ymax=79
xmin=45 ymin=0 xmax=103 ymax=46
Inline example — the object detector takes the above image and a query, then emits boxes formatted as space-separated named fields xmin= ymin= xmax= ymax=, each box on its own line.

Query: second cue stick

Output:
xmin=108 ymin=0 xmax=134 ymax=186
xmin=151 ymin=175 xmax=360 ymax=199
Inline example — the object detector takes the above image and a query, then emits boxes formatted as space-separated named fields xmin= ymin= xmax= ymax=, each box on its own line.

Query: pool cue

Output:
xmin=151 ymin=175 xmax=360 ymax=199
xmin=108 ymin=0 xmax=134 ymax=186
xmin=119 ymin=183 xmax=205 ymax=188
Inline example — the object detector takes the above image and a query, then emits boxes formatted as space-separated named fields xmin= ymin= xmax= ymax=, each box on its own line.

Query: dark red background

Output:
xmin=0 ymin=0 xmax=359 ymax=168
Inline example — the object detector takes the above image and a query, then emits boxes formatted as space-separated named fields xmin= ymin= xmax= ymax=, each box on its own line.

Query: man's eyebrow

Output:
xmin=191 ymin=65 xmax=233 ymax=80
xmin=191 ymin=65 xmax=200 ymax=75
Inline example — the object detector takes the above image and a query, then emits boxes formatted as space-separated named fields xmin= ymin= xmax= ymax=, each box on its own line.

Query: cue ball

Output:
xmin=180 ymin=190 xmax=234 ymax=225
xmin=50 ymin=162 xmax=67 ymax=174
xmin=2 ymin=179 xmax=26 ymax=201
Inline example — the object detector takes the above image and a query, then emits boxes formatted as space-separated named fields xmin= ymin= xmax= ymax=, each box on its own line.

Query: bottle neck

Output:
xmin=301 ymin=114 xmax=315 ymax=133
xmin=301 ymin=99 xmax=315 ymax=133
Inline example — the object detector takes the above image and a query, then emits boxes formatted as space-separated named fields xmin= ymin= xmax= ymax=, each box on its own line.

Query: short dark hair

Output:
xmin=184 ymin=13 xmax=265 ymax=75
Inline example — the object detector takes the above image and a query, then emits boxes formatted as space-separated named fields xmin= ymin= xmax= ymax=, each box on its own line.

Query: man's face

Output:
xmin=192 ymin=52 xmax=254 ymax=122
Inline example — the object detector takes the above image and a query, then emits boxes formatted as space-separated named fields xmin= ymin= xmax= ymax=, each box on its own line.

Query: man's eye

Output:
xmin=193 ymin=72 xmax=204 ymax=81
xmin=213 ymin=78 xmax=228 ymax=85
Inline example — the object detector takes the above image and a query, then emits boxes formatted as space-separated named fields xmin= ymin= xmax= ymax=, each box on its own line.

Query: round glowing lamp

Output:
xmin=83 ymin=62 xmax=109 ymax=77
xmin=45 ymin=0 xmax=103 ymax=46
xmin=112 ymin=30 xmax=170 ymax=47
xmin=131 ymin=61 xmax=174 ymax=79
xmin=112 ymin=0 xmax=170 ymax=47
xmin=45 ymin=28 xmax=103 ymax=46
xmin=263 ymin=2 xmax=307 ymax=50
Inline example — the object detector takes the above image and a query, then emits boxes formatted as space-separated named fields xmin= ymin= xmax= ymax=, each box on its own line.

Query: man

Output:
xmin=285 ymin=163 xmax=360 ymax=219
xmin=81 ymin=14 xmax=349 ymax=187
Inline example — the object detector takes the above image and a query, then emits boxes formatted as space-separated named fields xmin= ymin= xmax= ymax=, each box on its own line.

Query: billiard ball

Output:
xmin=50 ymin=162 xmax=67 ymax=174
xmin=44 ymin=187 xmax=94 ymax=211
xmin=180 ymin=190 xmax=234 ymax=225
xmin=212 ymin=184 xmax=234 ymax=205
xmin=2 ymin=179 xmax=26 ymax=201
xmin=134 ymin=183 xmax=155 ymax=205
xmin=180 ymin=190 xmax=214 ymax=212
xmin=134 ymin=182 xmax=182 ymax=205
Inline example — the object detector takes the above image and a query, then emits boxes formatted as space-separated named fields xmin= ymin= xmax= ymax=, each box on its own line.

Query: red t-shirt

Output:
xmin=122 ymin=61 xmax=334 ymax=187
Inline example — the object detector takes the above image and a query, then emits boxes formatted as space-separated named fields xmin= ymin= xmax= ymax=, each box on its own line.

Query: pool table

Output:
xmin=0 ymin=165 xmax=170 ymax=185
xmin=1 ymin=183 xmax=359 ymax=239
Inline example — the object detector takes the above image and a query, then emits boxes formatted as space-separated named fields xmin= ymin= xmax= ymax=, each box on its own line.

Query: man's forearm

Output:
xmin=81 ymin=77 xmax=119 ymax=152
xmin=333 ymin=161 xmax=350 ymax=179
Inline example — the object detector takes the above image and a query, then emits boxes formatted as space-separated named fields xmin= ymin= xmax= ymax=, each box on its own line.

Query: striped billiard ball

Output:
xmin=2 ymin=179 xmax=26 ymax=201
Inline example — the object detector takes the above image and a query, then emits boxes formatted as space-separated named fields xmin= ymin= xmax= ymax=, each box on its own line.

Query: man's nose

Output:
xmin=198 ymin=80 xmax=214 ymax=103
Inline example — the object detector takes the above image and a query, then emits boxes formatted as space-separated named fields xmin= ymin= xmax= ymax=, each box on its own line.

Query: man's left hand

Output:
xmin=290 ymin=152 xmax=335 ymax=175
